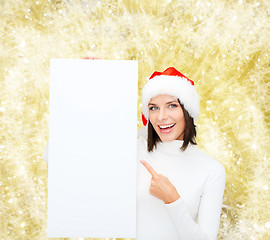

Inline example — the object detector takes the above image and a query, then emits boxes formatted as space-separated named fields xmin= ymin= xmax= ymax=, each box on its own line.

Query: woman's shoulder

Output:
xmin=137 ymin=126 xmax=147 ymax=139
xmin=137 ymin=127 xmax=147 ymax=142
xmin=137 ymin=127 xmax=148 ymax=151
xmin=193 ymin=145 xmax=226 ymax=177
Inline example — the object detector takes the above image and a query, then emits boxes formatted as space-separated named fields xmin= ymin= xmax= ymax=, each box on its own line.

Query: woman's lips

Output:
xmin=158 ymin=123 xmax=176 ymax=134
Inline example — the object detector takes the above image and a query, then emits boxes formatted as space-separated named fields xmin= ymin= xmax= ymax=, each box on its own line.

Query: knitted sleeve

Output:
xmin=163 ymin=163 xmax=226 ymax=240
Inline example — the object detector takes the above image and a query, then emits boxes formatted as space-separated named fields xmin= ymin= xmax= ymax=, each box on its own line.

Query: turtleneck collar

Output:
xmin=154 ymin=139 xmax=187 ymax=155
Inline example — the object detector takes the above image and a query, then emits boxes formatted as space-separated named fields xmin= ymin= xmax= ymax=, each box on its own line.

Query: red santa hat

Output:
xmin=141 ymin=67 xmax=200 ymax=126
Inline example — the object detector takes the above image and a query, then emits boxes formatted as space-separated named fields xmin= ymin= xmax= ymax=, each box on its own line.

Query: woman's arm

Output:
xmin=163 ymin=163 xmax=226 ymax=240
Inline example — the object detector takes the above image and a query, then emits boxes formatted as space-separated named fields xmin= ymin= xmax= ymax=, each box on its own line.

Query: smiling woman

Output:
xmin=141 ymin=67 xmax=199 ymax=152
xmin=149 ymin=96 xmax=184 ymax=140
xmin=147 ymin=94 xmax=197 ymax=152
xmin=137 ymin=67 xmax=226 ymax=240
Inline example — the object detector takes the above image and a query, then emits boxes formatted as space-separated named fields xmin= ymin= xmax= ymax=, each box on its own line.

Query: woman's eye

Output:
xmin=149 ymin=106 xmax=158 ymax=111
xmin=169 ymin=104 xmax=177 ymax=108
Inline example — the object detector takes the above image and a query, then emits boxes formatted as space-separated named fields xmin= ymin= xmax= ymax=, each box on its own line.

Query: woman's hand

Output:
xmin=140 ymin=160 xmax=180 ymax=204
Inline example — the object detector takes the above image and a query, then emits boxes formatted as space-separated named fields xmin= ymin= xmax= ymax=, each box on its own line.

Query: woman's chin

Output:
xmin=158 ymin=135 xmax=176 ymax=142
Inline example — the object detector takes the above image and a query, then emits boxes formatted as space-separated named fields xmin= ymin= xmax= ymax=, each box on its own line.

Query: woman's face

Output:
xmin=148 ymin=94 xmax=185 ymax=142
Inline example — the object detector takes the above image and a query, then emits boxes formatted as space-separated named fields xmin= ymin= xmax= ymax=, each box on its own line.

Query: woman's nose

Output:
xmin=158 ymin=108 xmax=168 ymax=121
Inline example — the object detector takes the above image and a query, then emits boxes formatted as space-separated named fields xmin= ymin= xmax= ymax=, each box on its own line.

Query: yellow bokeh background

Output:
xmin=1 ymin=0 xmax=269 ymax=239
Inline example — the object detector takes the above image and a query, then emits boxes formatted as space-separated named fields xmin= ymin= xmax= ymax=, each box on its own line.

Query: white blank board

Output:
xmin=47 ymin=59 xmax=138 ymax=238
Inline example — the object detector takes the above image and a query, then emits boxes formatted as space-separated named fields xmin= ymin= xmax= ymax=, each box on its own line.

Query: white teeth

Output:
xmin=159 ymin=123 xmax=175 ymax=129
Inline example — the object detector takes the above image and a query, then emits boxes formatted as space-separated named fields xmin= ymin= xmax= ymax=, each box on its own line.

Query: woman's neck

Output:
xmin=154 ymin=139 xmax=194 ymax=155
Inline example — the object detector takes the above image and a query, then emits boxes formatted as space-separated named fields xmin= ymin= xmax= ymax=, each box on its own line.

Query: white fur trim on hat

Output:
xmin=142 ymin=75 xmax=200 ymax=122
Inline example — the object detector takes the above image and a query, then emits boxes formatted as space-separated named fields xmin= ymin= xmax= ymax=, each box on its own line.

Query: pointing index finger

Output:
xmin=140 ymin=160 xmax=159 ymax=178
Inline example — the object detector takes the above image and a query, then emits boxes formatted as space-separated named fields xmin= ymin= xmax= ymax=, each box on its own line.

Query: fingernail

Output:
xmin=140 ymin=160 xmax=145 ymax=163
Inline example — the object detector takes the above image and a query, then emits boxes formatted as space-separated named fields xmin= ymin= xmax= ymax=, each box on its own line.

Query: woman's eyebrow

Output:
xmin=148 ymin=100 xmax=178 ymax=106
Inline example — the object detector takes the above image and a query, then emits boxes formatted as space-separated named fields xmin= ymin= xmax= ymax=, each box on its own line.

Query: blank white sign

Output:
xmin=47 ymin=59 xmax=138 ymax=238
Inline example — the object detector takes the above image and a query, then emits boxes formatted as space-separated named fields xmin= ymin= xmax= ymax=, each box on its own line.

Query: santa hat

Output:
xmin=141 ymin=67 xmax=200 ymax=126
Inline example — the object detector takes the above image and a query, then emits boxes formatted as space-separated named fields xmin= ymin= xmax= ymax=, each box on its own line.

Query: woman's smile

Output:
xmin=158 ymin=123 xmax=176 ymax=133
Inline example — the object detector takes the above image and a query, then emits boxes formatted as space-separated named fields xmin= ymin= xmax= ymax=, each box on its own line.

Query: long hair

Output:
xmin=147 ymin=99 xmax=197 ymax=152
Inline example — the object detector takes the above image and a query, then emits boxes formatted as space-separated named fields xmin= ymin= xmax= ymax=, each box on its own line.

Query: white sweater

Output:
xmin=43 ymin=130 xmax=226 ymax=240
xmin=136 ymin=128 xmax=226 ymax=240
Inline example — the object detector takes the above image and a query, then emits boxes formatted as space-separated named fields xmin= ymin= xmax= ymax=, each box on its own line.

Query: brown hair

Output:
xmin=147 ymin=99 xmax=197 ymax=152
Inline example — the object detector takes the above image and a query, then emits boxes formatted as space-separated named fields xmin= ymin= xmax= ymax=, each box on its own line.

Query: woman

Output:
xmin=43 ymin=65 xmax=226 ymax=240
xmin=136 ymin=67 xmax=226 ymax=240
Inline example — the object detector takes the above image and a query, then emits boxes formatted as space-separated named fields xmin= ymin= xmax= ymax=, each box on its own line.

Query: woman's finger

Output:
xmin=140 ymin=160 xmax=159 ymax=179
